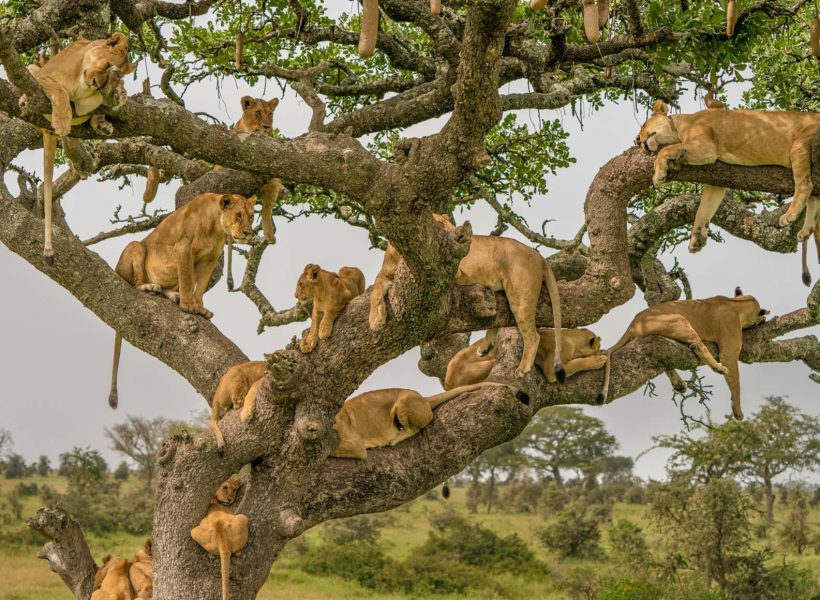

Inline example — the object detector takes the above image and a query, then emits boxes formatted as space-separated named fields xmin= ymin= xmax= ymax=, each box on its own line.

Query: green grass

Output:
xmin=1 ymin=478 xmax=818 ymax=600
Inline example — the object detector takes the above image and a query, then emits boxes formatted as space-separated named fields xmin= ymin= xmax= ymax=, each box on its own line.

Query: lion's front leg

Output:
xmin=318 ymin=308 xmax=341 ymax=340
xmin=300 ymin=304 xmax=322 ymax=353
xmin=652 ymin=144 xmax=686 ymax=186
xmin=779 ymin=144 xmax=813 ymax=228
xmin=368 ymin=274 xmax=392 ymax=331
xmin=689 ymin=185 xmax=727 ymax=253
xmin=41 ymin=82 xmax=73 ymax=137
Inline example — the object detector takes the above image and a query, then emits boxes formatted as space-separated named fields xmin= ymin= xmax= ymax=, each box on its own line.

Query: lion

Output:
xmin=107 ymin=192 xmax=256 ymax=409
xmin=369 ymin=215 xmax=564 ymax=379
xmin=444 ymin=328 xmax=607 ymax=389
xmin=295 ymin=263 xmax=366 ymax=353
xmin=210 ymin=357 xmax=273 ymax=456
xmin=128 ymin=538 xmax=152 ymax=599
xmin=332 ymin=382 xmax=528 ymax=459
xmin=191 ymin=477 xmax=249 ymax=600
xmin=91 ymin=555 xmax=133 ymax=600
xmin=636 ymin=100 xmax=820 ymax=256
xmin=598 ymin=287 xmax=769 ymax=420
xmin=22 ymin=32 xmax=136 ymax=265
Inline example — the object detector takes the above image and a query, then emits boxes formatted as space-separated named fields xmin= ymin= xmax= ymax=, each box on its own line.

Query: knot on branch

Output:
xmin=267 ymin=350 xmax=303 ymax=387
xmin=27 ymin=506 xmax=71 ymax=540
xmin=274 ymin=507 xmax=305 ymax=538
xmin=392 ymin=137 xmax=421 ymax=164
xmin=157 ymin=431 xmax=193 ymax=467
xmin=295 ymin=415 xmax=325 ymax=440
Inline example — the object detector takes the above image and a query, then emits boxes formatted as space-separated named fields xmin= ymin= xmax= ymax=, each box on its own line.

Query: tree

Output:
xmin=465 ymin=436 xmax=528 ymax=513
xmin=36 ymin=455 xmax=51 ymax=477
xmin=3 ymin=453 xmax=27 ymax=479
xmin=522 ymin=407 xmax=618 ymax=488
xmin=105 ymin=415 xmax=184 ymax=491
xmin=777 ymin=483 xmax=813 ymax=556
xmin=0 ymin=0 xmax=818 ymax=597
xmin=0 ymin=429 xmax=12 ymax=459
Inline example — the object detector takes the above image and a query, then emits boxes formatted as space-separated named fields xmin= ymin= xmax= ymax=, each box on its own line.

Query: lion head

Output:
xmin=295 ymin=264 xmax=321 ymax=301
xmin=82 ymin=33 xmax=135 ymax=89
xmin=733 ymin=287 xmax=769 ymax=327
xmin=574 ymin=328 xmax=603 ymax=357
xmin=635 ymin=100 xmax=681 ymax=152
xmin=218 ymin=194 xmax=255 ymax=242
xmin=215 ymin=477 xmax=242 ymax=506
xmin=235 ymin=97 xmax=279 ymax=134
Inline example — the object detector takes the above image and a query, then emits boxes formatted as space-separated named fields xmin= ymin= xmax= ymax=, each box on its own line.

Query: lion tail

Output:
xmin=597 ymin=329 xmax=634 ymax=406
xmin=425 ymin=381 xmax=528 ymax=409
xmin=217 ymin=524 xmax=231 ymax=600
xmin=108 ymin=331 xmax=122 ymax=409
xmin=802 ymin=238 xmax=811 ymax=287
xmin=542 ymin=260 xmax=565 ymax=383
xmin=226 ymin=237 xmax=234 ymax=291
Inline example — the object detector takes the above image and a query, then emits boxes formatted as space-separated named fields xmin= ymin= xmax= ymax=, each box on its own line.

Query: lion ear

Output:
xmin=241 ymin=96 xmax=254 ymax=110
xmin=219 ymin=195 xmax=233 ymax=209
xmin=101 ymin=554 xmax=112 ymax=565
xmin=589 ymin=337 xmax=597 ymax=347
xmin=107 ymin=32 xmax=128 ymax=48
xmin=248 ymin=194 xmax=259 ymax=206
xmin=122 ymin=62 xmax=136 ymax=75
xmin=734 ymin=286 xmax=743 ymax=297
xmin=652 ymin=99 xmax=669 ymax=115
xmin=267 ymin=98 xmax=280 ymax=109
xmin=759 ymin=308 xmax=770 ymax=316
xmin=144 ymin=538 xmax=152 ymax=556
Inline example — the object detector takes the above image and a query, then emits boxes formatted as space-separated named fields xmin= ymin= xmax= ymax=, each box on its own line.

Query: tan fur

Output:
xmin=128 ymin=538 xmax=152 ymax=599
xmin=108 ymin=193 xmax=256 ymax=409
xmin=91 ymin=555 xmax=133 ymax=600
xmin=368 ymin=244 xmax=402 ymax=331
xmin=445 ymin=328 xmax=606 ymax=389
xmin=636 ymin=100 xmax=820 ymax=255
xmin=191 ymin=478 xmax=249 ymax=600
xmin=599 ymin=289 xmax=769 ymax=419
xmin=332 ymin=382 xmax=516 ymax=459
xmin=295 ymin=264 xmax=366 ymax=353
xmin=359 ymin=0 xmax=380 ymax=57
xmin=433 ymin=214 xmax=564 ymax=379
xmin=23 ymin=33 xmax=136 ymax=265
xmin=225 ymin=97 xmax=281 ymax=290
xmin=143 ymin=166 xmax=160 ymax=204
xmin=209 ymin=357 xmax=273 ymax=455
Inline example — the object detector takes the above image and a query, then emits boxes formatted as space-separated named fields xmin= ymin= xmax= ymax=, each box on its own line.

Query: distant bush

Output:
xmin=301 ymin=540 xmax=391 ymax=589
xmin=322 ymin=514 xmax=392 ymax=545
xmin=379 ymin=555 xmax=499 ymax=595
xmin=594 ymin=577 xmax=661 ymax=600
xmin=607 ymin=519 xmax=651 ymax=568
xmin=15 ymin=481 xmax=38 ymax=497
xmin=623 ymin=485 xmax=645 ymax=504
xmin=539 ymin=500 xmax=611 ymax=558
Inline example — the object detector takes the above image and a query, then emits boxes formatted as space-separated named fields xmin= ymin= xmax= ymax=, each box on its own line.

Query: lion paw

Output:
xmin=688 ymin=230 xmax=707 ymax=253
xmin=90 ymin=116 xmax=114 ymax=136
xmin=713 ymin=363 xmax=729 ymax=375
xmin=778 ymin=211 xmax=796 ymax=228
xmin=163 ymin=290 xmax=180 ymax=304
xmin=240 ymin=407 xmax=253 ymax=424
xmin=652 ymin=169 xmax=667 ymax=187
xmin=138 ymin=283 xmax=163 ymax=294
xmin=198 ymin=307 xmax=214 ymax=320
xmin=52 ymin=118 xmax=71 ymax=138
xmin=300 ymin=336 xmax=317 ymax=354
xmin=515 ymin=364 xmax=532 ymax=378
xmin=590 ymin=355 xmax=608 ymax=369
xmin=368 ymin=309 xmax=386 ymax=331
xmin=796 ymin=226 xmax=812 ymax=242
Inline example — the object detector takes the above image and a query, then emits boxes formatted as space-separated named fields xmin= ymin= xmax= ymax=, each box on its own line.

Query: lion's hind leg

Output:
xmin=779 ymin=142 xmax=813 ymax=227
xmin=652 ymin=315 xmax=727 ymax=375
xmin=395 ymin=393 xmax=433 ymax=430
xmin=331 ymin=436 xmax=368 ymax=459
xmin=562 ymin=355 xmax=608 ymax=380
xmin=665 ymin=370 xmax=688 ymax=392
xmin=116 ymin=242 xmax=162 ymax=294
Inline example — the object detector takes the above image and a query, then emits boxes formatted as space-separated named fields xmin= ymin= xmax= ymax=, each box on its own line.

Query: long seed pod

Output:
xmin=704 ymin=90 xmax=725 ymax=109
xmin=726 ymin=0 xmax=737 ymax=37
xmin=597 ymin=0 xmax=610 ymax=28
xmin=430 ymin=0 xmax=441 ymax=16
xmin=38 ymin=49 xmax=47 ymax=66
xmin=530 ymin=0 xmax=548 ymax=10
xmin=358 ymin=0 xmax=379 ymax=58
xmin=604 ymin=65 xmax=613 ymax=78
xmin=583 ymin=0 xmax=601 ymax=42
xmin=143 ymin=166 xmax=160 ymax=204
xmin=234 ymin=31 xmax=244 ymax=70
xmin=811 ymin=18 xmax=820 ymax=58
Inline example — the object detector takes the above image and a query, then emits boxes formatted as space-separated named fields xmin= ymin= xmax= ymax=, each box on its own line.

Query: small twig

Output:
xmin=83 ymin=213 xmax=168 ymax=245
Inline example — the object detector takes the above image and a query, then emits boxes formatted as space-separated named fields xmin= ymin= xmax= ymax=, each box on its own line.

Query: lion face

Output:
xmin=635 ymin=100 xmax=680 ymax=152
xmin=575 ymin=329 xmax=602 ymax=357
xmin=215 ymin=477 xmax=242 ymax=505
xmin=82 ymin=33 xmax=135 ymax=89
xmin=295 ymin=264 xmax=321 ymax=300
xmin=219 ymin=194 xmax=255 ymax=242
xmin=236 ymin=97 xmax=279 ymax=134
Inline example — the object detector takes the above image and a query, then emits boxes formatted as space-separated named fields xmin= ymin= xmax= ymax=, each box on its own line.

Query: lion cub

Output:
xmin=108 ymin=192 xmax=257 ymax=409
xmin=91 ymin=555 xmax=133 ymax=600
xmin=129 ymin=538 xmax=152 ymax=599
xmin=191 ymin=478 xmax=249 ymax=600
xmin=445 ymin=328 xmax=607 ymax=389
xmin=636 ymin=100 xmax=820 ymax=257
xmin=23 ymin=33 xmax=136 ymax=265
xmin=598 ymin=288 xmax=768 ymax=419
xmin=210 ymin=357 xmax=273 ymax=456
xmin=332 ymin=382 xmax=526 ymax=459
xmin=295 ymin=264 xmax=366 ymax=353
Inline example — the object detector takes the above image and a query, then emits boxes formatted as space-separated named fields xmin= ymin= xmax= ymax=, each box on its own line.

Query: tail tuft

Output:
xmin=442 ymin=484 xmax=450 ymax=499
xmin=515 ymin=390 xmax=530 ymax=405
xmin=554 ymin=364 xmax=566 ymax=384
xmin=108 ymin=390 xmax=118 ymax=409
xmin=595 ymin=393 xmax=605 ymax=406
xmin=43 ymin=253 xmax=54 ymax=267
xmin=802 ymin=270 xmax=811 ymax=287
xmin=227 ymin=275 xmax=234 ymax=291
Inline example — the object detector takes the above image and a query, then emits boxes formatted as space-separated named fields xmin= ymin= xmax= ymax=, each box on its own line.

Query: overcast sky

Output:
xmin=0 ymin=62 xmax=817 ymax=484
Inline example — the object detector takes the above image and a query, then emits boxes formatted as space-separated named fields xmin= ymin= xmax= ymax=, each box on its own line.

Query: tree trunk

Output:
xmin=552 ymin=467 xmax=564 ymax=489
xmin=764 ymin=477 xmax=775 ymax=523
xmin=486 ymin=468 xmax=496 ymax=513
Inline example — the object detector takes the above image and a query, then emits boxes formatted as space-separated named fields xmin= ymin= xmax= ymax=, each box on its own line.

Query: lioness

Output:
xmin=295 ymin=264 xmax=366 ymax=353
xmin=91 ymin=555 xmax=133 ymax=600
xmin=332 ymin=382 xmax=528 ymax=459
xmin=598 ymin=288 xmax=769 ymax=419
xmin=23 ymin=33 xmax=136 ymax=265
xmin=636 ymin=100 xmax=820 ymax=255
xmin=210 ymin=357 xmax=273 ymax=456
xmin=444 ymin=328 xmax=607 ymax=389
xmin=434 ymin=214 xmax=564 ymax=379
xmin=128 ymin=538 xmax=152 ymax=599
xmin=191 ymin=478 xmax=249 ymax=600
xmin=107 ymin=192 xmax=256 ymax=409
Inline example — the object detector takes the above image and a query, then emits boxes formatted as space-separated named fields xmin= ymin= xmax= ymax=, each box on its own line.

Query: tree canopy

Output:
xmin=0 ymin=0 xmax=818 ymax=597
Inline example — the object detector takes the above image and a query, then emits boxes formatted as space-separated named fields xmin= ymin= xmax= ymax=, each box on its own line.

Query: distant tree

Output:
xmin=36 ymin=455 xmax=51 ymax=477
xmin=464 ymin=437 xmax=528 ymax=513
xmin=0 ymin=428 xmax=12 ymax=459
xmin=4 ymin=453 xmax=27 ymax=479
xmin=113 ymin=461 xmax=131 ymax=481
xmin=105 ymin=416 xmax=187 ymax=491
xmin=522 ymin=407 xmax=617 ymax=489
xmin=593 ymin=456 xmax=634 ymax=485
xmin=778 ymin=484 xmax=813 ymax=556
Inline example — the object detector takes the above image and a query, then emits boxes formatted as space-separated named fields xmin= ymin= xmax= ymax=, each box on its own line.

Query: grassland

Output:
xmin=1 ymin=476 xmax=818 ymax=600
